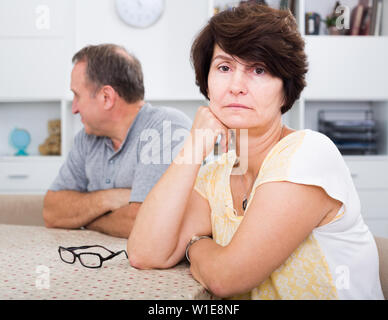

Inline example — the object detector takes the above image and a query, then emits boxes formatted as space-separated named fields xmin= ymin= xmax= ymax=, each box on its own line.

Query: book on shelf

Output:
xmin=346 ymin=0 xmax=383 ymax=36
xmin=279 ymin=0 xmax=295 ymax=16
xmin=370 ymin=0 xmax=383 ymax=35
xmin=359 ymin=0 xmax=373 ymax=35
xmin=350 ymin=3 xmax=365 ymax=35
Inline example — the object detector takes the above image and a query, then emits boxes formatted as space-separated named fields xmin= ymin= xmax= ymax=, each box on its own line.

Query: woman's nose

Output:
xmin=229 ymin=71 xmax=248 ymax=96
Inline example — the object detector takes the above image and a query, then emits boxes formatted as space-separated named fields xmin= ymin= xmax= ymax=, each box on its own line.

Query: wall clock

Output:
xmin=115 ymin=0 xmax=165 ymax=28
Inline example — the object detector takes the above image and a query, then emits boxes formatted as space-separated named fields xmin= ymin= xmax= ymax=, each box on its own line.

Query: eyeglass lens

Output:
xmin=79 ymin=253 xmax=101 ymax=268
xmin=59 ymin=247 xmax=75 ymax=264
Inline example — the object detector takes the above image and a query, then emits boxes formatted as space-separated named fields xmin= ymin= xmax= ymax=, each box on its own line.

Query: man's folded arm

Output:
xmin=85 ymin=202 xmax=141 ymax=238
xmin=43 ymin=188 xmax=131 ymax=229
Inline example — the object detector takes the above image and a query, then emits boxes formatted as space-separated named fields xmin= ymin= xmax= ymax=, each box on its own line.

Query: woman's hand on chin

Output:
xmin=189 ymin=106 xmax=230 ymax=161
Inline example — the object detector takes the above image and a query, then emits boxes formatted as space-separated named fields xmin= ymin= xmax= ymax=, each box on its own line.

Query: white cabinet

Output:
xmin=303 ymin=36 xmax=388 ymax=100
xmin=357 ymin=189 xmax=388 ymax=218
xmin=298 ymin=3 xmax=388 ymax=237
xmin=0 ymin=0 xmax=69 ymax=38
xmin=0 ymin=0 xmax=75 ymax=99
xmin=0 ymin=0 xmax=75 ymax=195
xmin=0 ymin=99 xmax=76 ymax=194
xmin=0 ymin=158 xmax=62 ymax=193
xmin=362 ymin=219 xmax=388 ymax=238
xmin=347 ymin=158 xmax=388 ymax=237
xmin=298 ymin=1 xmax=388 ymax=237
xmin=0 ymin=39 xmax=68 ymax=98
xmin=0 ymin=100 xmax=62 ymax=157
xmin=346 ymin=158 xmax=388 ymax=190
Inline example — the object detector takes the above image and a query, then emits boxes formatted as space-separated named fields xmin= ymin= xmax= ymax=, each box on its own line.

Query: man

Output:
xmin=43 ymin=44 xmax=192 ymax=238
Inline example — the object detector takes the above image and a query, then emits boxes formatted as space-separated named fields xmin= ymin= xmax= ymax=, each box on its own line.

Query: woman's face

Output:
xmin=207 ymin=44 xmax=285 ymax=131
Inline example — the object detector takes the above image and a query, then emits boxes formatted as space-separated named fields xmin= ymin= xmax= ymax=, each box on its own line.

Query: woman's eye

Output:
xmin=254 ymin=67 xmax=265 ymax=75
xmin=218 ymin=65 xmax=230 ymax=72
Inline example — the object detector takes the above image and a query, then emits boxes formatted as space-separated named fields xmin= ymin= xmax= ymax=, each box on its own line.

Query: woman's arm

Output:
xmin=127 ymin=151 xmax=210 ymax=269
xmin=188 ymin=181 xmax=343 ymax=298
xmin=127 ymin=106 xmax=228 ymax=269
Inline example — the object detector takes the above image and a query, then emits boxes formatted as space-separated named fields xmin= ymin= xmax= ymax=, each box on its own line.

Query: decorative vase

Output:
xmin=328 ymin=26 xmax=341 ymax=35
xmin=9 ymin=128 xmax=31 ymax=156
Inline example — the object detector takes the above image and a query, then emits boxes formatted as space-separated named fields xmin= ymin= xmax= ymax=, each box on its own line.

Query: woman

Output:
xmin=128 ymin=3 xmax=384 ymax=300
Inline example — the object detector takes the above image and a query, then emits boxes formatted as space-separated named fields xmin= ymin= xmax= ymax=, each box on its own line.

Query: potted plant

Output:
xmin=324 ymin=1 xmax=346 ymax=35
xmin=324 ymin=16 xmax=340 ymax=35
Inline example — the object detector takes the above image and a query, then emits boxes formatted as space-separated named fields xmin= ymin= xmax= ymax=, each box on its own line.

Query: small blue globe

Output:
xmin=9 ymin=128 xmax=31 ymax=156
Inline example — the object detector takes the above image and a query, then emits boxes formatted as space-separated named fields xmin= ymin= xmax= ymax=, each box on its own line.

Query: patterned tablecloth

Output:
xmin=0 ymin=224 xmax=214 ymax=300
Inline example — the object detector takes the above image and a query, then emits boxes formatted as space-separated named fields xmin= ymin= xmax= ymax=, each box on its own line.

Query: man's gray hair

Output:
xmin=72 ymin=44 xmax=145 ymax=103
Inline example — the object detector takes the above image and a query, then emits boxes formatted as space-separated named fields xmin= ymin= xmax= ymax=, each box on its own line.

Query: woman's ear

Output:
xmin=280 ymin=93 xmax=286 ymax=110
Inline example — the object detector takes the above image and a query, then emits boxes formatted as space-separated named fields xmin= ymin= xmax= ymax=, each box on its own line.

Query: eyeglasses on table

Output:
xmin=58 ymin=245 xmax=128 ymax=269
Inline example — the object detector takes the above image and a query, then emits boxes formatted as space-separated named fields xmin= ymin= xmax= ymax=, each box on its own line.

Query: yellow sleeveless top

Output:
xmin=194 ymin=130 xmax=344 ymax=299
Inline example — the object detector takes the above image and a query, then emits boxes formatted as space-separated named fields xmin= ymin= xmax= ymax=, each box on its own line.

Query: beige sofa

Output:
xmin=0 ymin=194 xmax=387 ymax=299
xmin=0 ymin=194 xmax=45 ymax=226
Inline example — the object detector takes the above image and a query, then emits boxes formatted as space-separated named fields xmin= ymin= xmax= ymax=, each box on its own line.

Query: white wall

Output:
xmin=0 ymin=0 xmax=210 ymax=101
xmin=74 ymin=0 xmax=209 ymax=101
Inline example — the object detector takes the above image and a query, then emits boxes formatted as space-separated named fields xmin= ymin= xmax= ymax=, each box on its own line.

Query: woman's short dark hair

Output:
xmin=191 ymin=3 xmax=308 ymax=114
xmin=72 ymin=44 xmax=144 ymax=103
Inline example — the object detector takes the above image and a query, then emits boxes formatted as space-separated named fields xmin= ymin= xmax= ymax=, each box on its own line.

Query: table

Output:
xmin=0 ymin=224 xmax=214 ymax=300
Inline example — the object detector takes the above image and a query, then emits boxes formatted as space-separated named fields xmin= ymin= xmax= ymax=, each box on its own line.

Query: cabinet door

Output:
xmin=304 ymin=37 xmax=388 ymax=100
xmin=0 ymin=0 xmax=73 ymax=98
xmin=0 ymin=161 xmax=62 ymax=192
xmin=346 ymin=159 xmax=388 ymax=189
xmin=0 ymin=39 xmax=67 ymax=98
xmin=358 ymin=189 xmax=388 ymax=219
xmin=0 ymin=0 xmax=68 ymax=37
xmin=364 ymin=218 xmax=388 ymax=238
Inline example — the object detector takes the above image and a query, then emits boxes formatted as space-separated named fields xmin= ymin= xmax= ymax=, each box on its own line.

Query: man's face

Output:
xmin=70 ymin=62 xmax=104 ymax=136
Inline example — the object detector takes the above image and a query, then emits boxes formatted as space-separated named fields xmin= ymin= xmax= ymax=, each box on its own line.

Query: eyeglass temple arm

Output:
xmin=105 ymin=250 xmax=128 ymax=260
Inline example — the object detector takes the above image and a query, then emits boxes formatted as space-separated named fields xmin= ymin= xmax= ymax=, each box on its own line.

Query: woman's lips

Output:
xmin=225 ymin=104 xmax=252 ymax=109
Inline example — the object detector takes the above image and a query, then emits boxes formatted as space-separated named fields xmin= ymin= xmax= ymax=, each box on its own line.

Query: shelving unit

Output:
xmin=0 ymin=0 xmax=75 ymax=193
xmin=0 ymin=99 xmax=69 ymax=194
xmin=298 ymin=1 xmax=388 ymax=237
